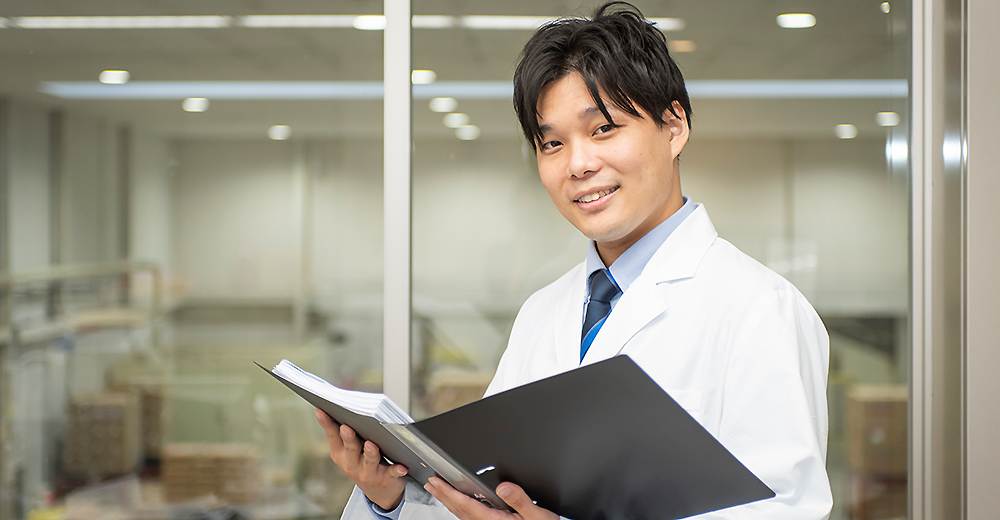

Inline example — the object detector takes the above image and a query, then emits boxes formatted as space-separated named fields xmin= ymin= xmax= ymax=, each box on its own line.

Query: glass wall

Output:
xmin=409 ymin=2 xmax=910 ymax=520
xmin=1 ymin=1 xmax=913 ymax=519
xmin=0 ymin=2 xmax=385 ymax=519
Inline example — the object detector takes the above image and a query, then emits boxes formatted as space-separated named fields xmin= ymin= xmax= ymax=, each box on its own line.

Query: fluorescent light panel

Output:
xmin=1 ymin=14 xmax=684 ymax=31
xmin=38 ymin=80 xmax=909 ymax=100
xmin=11 ymin=16 xmax=232 ymax=29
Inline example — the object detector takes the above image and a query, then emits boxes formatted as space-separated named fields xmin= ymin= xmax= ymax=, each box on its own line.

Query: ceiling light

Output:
xmin=239 ymin=15 xmax=356 ymax=28
xmin=352 ymin=15 xmax=386 ymax=31
xmin=0 ymin=18 xmax=8 ymax=28
xmin=459 ymin=16 xmax=552 ymax=30
xmin=776 ymin=13 xmax=816 ymax=29
xmin=881 ymin=2 xmax=891 ymax=13
xmin=443 ymin=113 xmax=470 ymax=128
xmin=669 ymin=40 xmax=697 ymax=53
xmin=411 ymin=70 xmax=437 ymax=85
xmin=268 ymin=125 xmax=292 ymax=140
xmin=99 ymin=70 xmax=130 ymax=84
xmin=456 ymin=125 xmax=481 ymax=140
xmin=182 ymin=97 xmax=209 ymax=112
xmin=648 ymin=18 xmax=685 ymax=31
xmin=412 ymin=16 xmax=456 ymax=28
xmin=835 ymin=124 xmax=858 ymax=139
xmin=876 ymin=111 xmax=900 ymax=127
xmin=38 ymin=80 xmax=909 ymax=101
xmin=13 ymin=16 xmax=231 ymax=29
xmin=429 ymin=97 xmax=457 ymax=112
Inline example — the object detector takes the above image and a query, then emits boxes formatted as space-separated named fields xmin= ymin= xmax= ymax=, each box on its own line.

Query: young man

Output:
xmin=319 ymin=3 xmax=833 ymax=519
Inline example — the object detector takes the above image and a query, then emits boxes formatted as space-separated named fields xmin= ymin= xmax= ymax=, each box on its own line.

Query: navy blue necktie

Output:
xmin=581 ymin=269 xmax=620 ymax=361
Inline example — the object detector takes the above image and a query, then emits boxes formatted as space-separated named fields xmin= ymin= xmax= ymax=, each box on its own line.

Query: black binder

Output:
xmin=261 ymin=355 xmax=774 ymax=520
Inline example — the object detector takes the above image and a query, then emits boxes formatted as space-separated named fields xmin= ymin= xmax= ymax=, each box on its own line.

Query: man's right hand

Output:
xmin=316 ymin=408 xmax=409 ymax=510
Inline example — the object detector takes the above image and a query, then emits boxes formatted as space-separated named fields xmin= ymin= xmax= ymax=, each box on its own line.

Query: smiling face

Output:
xmin=535 ymin=72 xmax=690 ymax=266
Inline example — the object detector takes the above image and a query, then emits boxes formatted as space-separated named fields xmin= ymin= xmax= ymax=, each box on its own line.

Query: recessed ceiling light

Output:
xmin=669 ymin=40 xmax=697 ymax=53
xmin=268 ymin=125 xmax=292 ymax=140
xmin=835 ymin=124 xmax=858 ymax=139
xmin=13 ymin=16 xmax=231 ymax=29
xmin=881 ymin=2 xmax=891 ymax=13
xmin=876 ymin=112 xmax=900 ymax=127
xmin=240 ymin=15 xmax=356 ymax=28
xmin=429 ymin=97 xmax=457 ymax=112
xmin=776 ymin=13 xmax=816 ymax=29
xmin=99 ymin=70 xmax=130 ymax=84
xmin=182 ymin=97 xmax=209 ymax=112
xmin=456 ymin=125 xmax=481 ymax=140
xmin=411 ymin=70 xmax=437 ymax=85
xmin=443 ymin=113 xmax=470 ymax=128
xmin=352 ymin=15 xmax=386 ymax=31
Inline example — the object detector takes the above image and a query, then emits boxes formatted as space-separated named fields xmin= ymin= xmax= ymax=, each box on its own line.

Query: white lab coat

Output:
xmin=342 ymin=205 xmax=833 ymax=520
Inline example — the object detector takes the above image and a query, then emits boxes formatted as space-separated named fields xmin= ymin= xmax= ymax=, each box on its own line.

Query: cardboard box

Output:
xmin=62 ymin=393 xmax=140 ymax=477
xmin=846 ymin=385 xmax=908 ymax=477
xmin=161 ymin=443 xmax=262 ymax=504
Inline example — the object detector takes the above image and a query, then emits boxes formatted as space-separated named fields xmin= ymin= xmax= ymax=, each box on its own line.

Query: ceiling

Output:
xmin=0 ymin=0 xmax=910 ymax=141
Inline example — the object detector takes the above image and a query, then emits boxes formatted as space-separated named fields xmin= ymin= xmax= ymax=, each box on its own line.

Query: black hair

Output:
xmin=513 ymin=1 xmax=692 ymax=150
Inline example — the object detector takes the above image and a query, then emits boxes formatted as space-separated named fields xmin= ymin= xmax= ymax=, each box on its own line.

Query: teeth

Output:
xmin=579 ymin=189 xmax=613 ymax=203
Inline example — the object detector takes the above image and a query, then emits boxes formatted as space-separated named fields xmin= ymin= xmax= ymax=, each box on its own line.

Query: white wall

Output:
xmin=7 ymin=101 xmax=51 ymax=273
xmin=60 ymin=113 xmax=120 ymax=264
xmin=130 ymin=132 xmax=174 ymax=271
xmin=166 ymin=135 xmax=907 ymax=317
xmin=173 ymin=141 xmax=298 ymax=299
xmin=683 ymin=137 xmax=908 ymax=315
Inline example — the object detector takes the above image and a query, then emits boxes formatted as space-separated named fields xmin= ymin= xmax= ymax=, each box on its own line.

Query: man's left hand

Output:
xmin=424 ymin=477 xmax=560 ymax=520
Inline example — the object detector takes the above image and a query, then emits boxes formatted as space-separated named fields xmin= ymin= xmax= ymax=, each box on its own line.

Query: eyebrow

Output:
xmin=537 ymin=105 xmax=614 ymax=139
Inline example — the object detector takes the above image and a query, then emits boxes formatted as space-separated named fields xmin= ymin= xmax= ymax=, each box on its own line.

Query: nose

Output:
xmin=567 ymin=141 xmax=601 ymax=178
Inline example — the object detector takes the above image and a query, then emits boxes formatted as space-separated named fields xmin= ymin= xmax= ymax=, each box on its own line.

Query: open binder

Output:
xmin=260 ymin=355 xmax=774 ymax=520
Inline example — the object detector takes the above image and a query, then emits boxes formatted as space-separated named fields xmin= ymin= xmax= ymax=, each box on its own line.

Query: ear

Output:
xmin=663 ymin=100 xmax=690 ymax=160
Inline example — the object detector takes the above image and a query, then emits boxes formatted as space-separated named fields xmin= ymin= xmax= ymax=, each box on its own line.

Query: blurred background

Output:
xmin=0 ymin=1 xmax=909 ymax=519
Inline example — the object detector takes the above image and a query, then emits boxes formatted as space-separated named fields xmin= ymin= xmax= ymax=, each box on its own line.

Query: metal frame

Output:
xmin=961 ymin=0 xmax=1000 ymax=517
xmin=383 ymin=0 xmax=412 ymax=411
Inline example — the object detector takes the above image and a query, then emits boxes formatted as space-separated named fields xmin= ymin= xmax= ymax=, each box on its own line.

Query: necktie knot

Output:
xmin=581 ymin=269 xmax=620 ymax=361
xmin=589 ymin=269 xmax=619 ymax=304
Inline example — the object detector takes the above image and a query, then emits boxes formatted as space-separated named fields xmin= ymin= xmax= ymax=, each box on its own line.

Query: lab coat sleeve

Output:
xmin=688 ymin=285 xmax=832 ymax=520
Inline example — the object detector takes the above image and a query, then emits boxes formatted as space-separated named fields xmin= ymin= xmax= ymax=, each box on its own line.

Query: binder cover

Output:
xmin=262 ymin=356 xmax=775 ymax=520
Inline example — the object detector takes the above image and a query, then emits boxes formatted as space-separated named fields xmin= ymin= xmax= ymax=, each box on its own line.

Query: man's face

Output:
xmin=535 ymin=72 xmax=689 ymax=264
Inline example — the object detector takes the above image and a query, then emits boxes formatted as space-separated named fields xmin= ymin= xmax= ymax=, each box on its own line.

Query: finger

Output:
xmin=362 ymin=441 xmax=383 ymax=472
xmin=425 ymin=477 xmax=506 ymax=520
xmin=340 ymin=424 xmax=363 ymax=454
xmin=315 ymin=410 xmax=344 ymax=449
xmin=496 ymin=482 xmax=556 ymax=519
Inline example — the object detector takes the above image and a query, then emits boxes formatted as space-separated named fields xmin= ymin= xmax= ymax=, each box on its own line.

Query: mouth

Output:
xmin=574 ymin=186 xmax=619 ymax=204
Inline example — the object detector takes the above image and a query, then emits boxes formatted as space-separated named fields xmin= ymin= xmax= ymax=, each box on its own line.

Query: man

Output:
xmin=318 ymin=2 xmax=833 ymax=519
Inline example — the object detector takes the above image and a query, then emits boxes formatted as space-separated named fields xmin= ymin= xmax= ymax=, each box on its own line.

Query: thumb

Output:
xmin=496 ymin=482 xmax=536 ymax=513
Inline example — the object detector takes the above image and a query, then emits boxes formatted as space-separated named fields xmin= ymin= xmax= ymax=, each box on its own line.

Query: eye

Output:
xmin=594 ymin=123 xmax=618 ymax=135
xmin=540 ymin=140 xmax=563 ymax=151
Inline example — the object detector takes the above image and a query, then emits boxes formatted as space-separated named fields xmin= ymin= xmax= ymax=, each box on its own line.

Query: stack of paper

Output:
xmin=272 ymin=360 xmax=412 ymax=425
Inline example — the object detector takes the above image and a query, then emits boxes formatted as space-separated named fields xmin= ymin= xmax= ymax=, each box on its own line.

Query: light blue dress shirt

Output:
xmin=583 ymin=196 xmax=698 ymax=317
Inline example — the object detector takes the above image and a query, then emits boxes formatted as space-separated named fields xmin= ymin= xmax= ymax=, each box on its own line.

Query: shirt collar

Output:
xmin=585 ymin=196 xmax=698 ymax=293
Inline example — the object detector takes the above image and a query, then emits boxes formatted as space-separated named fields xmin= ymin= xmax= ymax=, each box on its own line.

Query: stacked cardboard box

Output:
xmin=137 ymin=386 xmax=164 ymax=461
xmin=161 ymin=443 xmax=262 ymax=504
xmin=425 ymin=371 xmax=493 ymax=415
xmin=63 ymin=393 xmax=140 ymax=477
xmin=846 ymin=385 xmax=908 ymax=476
xmin=845 ymin=385 xmax=908 ymax=520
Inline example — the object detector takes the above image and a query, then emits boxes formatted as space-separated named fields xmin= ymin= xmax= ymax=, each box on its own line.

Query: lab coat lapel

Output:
xmin=580 ymin=205 xmax=719 ymax=365
xmin=553 ymin=266 xmax=588 ymax=373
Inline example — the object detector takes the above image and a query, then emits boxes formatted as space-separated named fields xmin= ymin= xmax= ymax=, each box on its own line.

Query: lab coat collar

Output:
xmin=579 ymin=205 xmax=719 ymax=366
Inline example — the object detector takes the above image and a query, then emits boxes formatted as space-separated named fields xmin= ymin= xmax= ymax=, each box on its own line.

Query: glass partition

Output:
xmin=410 ymin=2 xmax=911 ymax=520
xmin=0 ymin=2 xmax=385 ymax=518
